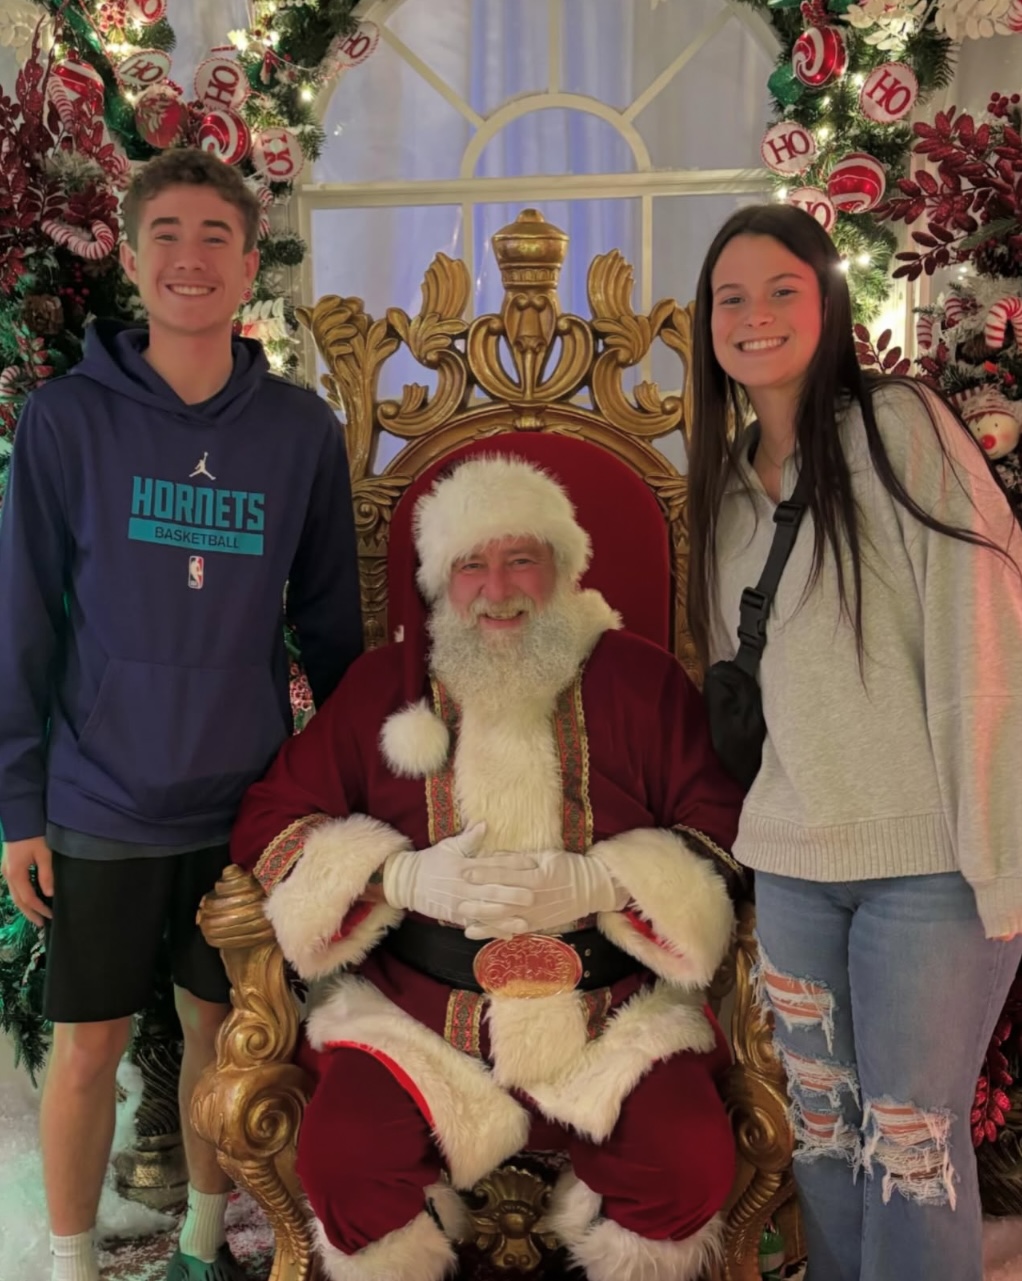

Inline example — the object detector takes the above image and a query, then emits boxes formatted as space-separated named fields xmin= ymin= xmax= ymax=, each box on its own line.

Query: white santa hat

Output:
xmin=380 ymin=454 xmax=591 ymax=779
xmin=413 ymin=454 xmax=592 ymax=601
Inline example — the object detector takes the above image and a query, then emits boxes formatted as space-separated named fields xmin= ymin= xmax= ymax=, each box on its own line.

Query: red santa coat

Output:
xmin=232 ymin=619 xmax=745 ymax=1193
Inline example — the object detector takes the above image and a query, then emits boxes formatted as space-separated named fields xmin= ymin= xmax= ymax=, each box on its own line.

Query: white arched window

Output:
xmin=300 ymin=0 xmax=778 ymax=422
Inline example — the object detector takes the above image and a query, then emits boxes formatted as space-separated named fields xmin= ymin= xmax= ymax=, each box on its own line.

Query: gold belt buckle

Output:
xmin=472 ymin=934 xmax=582 ymax=998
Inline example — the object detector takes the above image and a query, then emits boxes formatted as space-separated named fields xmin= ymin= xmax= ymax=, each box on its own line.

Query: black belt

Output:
xmin=382 ymin=915 xmax=643 ymax=993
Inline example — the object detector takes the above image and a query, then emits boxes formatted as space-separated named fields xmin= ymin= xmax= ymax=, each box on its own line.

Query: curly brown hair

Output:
xmin=122 ymin=148 xmax=261 ymax=252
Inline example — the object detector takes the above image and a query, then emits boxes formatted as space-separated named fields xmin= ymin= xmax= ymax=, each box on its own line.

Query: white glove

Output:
xmin=462 ymin=849 xmax=630 ymax=940
xmin=382 ymin=823 xmax=536 ymax=929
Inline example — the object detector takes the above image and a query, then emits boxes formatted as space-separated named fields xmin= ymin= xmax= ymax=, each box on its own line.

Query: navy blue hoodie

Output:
xmin=0 ymin=322 xmax=362 ymax=846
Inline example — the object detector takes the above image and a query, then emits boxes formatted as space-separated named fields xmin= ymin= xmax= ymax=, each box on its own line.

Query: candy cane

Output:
xmin=985 ymin=296 xmax=1022 ymax=350
xmin=42 ymin=217 xmax=117 ymax=261
xmin=916 ymin=313 xmax=937 ymax=353
xmin=0 ymin=367 xmax=22 ymax=401
xmin=943 ymin=295 xmax=972 ymax=328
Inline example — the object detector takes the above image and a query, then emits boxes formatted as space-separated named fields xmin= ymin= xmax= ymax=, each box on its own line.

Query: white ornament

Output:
xmin=787 ymin=187 xmax=838 ymax=232
xmin=859 ymin=63 xmax=918 ymax=124
xmin=843 ymin=0 xmax=929 ymax=50
xmin=250 ymin=127 xmax=304 ymax=182
xmin=116 ymin=49 xmax=172 ymax=93
xmin=934 ymin=0 xmax=1022 ymax=38
xmin=0 ymin=0 xmax=54 ymax=65
xmin=760 ymin=122 xmax=817 ymax=176
xmin=194 ymin=56 xmax=250 ymax=110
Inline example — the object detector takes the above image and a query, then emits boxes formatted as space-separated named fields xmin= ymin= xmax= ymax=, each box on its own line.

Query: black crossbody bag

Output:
xmin=703 ymin=469 xmax=811 ymax=789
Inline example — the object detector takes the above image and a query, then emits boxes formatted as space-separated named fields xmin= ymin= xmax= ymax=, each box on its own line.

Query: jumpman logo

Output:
xmin=190 ymin=452 xmax=216 ymax=481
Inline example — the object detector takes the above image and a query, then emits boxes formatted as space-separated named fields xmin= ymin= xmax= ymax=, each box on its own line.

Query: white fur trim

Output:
xmin=486 ymin=990 xmax=590 ymax=1090
xmin=264 ymin=815 xmax=407 ymax=980
xmin=313 ymin=1209 xmax=457 ymax=1281
xmin=525 ymin=983 xmax=716 ymax=1143
xmin=549 ymin=1172 xmax=725 ymax=1281
xmin=425 ymin=1181 xmax=471 ymax=1243
xmin=414 ymin=456 xmax=591 ymax=601
xmin=306 ymin=977 xmax=530 ymax=1189
xmin=594 ymin=829 xmax=734 ymax=988
xmin=380 ymin=699 xmax=450 ymax=778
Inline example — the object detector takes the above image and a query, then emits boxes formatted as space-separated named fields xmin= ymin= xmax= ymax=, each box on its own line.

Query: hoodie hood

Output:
xmin=71 ymin=320 xmax=268 ymax=426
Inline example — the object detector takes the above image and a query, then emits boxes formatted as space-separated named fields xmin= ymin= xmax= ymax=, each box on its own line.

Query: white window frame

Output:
xmin=294 ymin=0 xmax=780 ymax=380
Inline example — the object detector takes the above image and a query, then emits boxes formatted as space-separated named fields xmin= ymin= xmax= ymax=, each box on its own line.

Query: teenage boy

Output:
xmin=0 ymin=148 xmax=363 ymax=1281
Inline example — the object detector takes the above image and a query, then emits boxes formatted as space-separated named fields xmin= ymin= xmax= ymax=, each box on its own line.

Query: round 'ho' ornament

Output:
xmin=194 ymin=57 xmax=250 ymax=111
xmin=787 ymin=186 xmax=837 ymax=233
xmin=792 ymin=25 xmax=848 ymax=88
xmin=197 ymin=108 xmax=252 ymax=166
xmin=124 ymin=0 xmax=166 ymax=22
xmin=826 ymin=152 xmax=886 ymax=214
xmin=250 ymin=127 xmax=304 ymax=182
xmin=760 ymin=121 xmax=817 ymax=176
xmin=859 ymin=62 xmax=918 ymax=125
xmin=116 ymin=48 xmax=172 ymax=94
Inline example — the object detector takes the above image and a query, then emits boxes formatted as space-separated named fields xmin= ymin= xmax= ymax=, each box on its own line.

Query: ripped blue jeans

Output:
xmin=754 ymin=871 xmax=1022 ymax=1281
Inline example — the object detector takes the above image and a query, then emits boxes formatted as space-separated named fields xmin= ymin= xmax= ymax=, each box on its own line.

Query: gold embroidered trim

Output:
xmin=556 ymin=672 xmax=593 ymax=854
xmin=443 ymin=989 xmax=484 ymax=1057
xmin=581 ymin=987 xmax=613 ymax=1042
xmin=426 ymin=679 xmax=461 ymax=844
xmin=253 ymin=813 xmax=331 ymax=892
xmin=675 ymin=824 xmax=746 ymax=883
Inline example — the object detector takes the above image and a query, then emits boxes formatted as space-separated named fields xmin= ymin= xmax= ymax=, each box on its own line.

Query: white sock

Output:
xmin=50 ymin=1230 xmax=99 ymax=1281
xmin=178 ymin=1186 xmax=230 ymax=1263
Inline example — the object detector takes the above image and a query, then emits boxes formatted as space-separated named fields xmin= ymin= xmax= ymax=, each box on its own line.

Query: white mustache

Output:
xmin=469 ymin=595 xmax=536 ymax=621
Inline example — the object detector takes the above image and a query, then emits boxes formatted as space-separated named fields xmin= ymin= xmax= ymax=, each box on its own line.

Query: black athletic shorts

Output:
xmin=42 ymin=845 xmax=232 ymax=1023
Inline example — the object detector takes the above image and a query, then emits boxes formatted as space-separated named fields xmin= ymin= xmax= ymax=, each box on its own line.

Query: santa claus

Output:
xmin=231 ymin=452 xmax=746 ymax=1281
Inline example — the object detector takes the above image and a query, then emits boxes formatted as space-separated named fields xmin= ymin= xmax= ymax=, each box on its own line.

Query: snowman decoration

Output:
xmin=953 ymin=386 xmax=1022 ymax=461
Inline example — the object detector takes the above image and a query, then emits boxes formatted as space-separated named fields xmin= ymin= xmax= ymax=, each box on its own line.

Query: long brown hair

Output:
xmin=686 ymin=203 xmax=1015 ymax=669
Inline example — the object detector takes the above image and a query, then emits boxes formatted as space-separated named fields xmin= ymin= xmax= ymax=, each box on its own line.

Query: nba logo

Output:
xmin=188 ymin=556 xmax=204 ymax=590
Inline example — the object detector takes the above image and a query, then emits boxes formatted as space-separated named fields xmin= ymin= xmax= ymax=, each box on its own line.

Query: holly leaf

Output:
xmin=854 ymin=324 xmax=871 ymax=342
xmin=878 ymin=329 xmax=892 ymax=351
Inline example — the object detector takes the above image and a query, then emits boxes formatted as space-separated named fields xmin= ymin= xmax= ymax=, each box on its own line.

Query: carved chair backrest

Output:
xmin=295 ymin=207 xmax=699 ymax=673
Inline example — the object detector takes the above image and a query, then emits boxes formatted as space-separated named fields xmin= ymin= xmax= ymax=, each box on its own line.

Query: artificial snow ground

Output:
xmin=2 ymin=1046 xmax=1022 ymax=1280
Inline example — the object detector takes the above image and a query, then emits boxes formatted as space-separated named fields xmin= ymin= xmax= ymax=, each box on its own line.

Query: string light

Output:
xmin=857 ymin=252 xmax=871 ymax=267
xmin=300 ymin=85 xmax=314 ymax=102
xmin=817 ymin=125 xmax=831 ymax=142
xmin=839 ymin=258 xmax=851 ymax=272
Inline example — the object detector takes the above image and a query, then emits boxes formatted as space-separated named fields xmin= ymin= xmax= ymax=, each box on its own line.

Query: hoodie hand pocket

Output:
xmin=78 ymin=659 xmax=288 ymax=820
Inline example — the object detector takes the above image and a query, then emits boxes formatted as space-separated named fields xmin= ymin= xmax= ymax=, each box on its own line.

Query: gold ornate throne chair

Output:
xmin=193 ymin=210 xmax=801 ymax=1281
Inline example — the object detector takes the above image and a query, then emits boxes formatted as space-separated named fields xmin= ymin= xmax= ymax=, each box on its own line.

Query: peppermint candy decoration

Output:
xmin=194 ymin=56 xmax=250 ymax=111
xmin=197 ymin=108 xmax=252 ymax=166
xmin=1006 ymin=0 xmax=1022 ymax=32
xmin=49 ymin=57 xmax=105 ymax=124
xmin=915 ymin=313 xmax=937 ymax=353
xmin=42 ymin=216 xmax=116 ymax=261
xmin=124 ymin=0 xmax=167 ymax=23
xmin=135 ymin=83 xmax=187 ymax=149
xmin=327 ymin=22 xmax=380 ymax=70
xmin=826 ymin=152 xmax=886 ymax=214
xmin=985 ymin=296 xmax=1022 ymax=350
xmin=859 ymin=63 xmax=918 ymax=125
xmin=116 ymin=49 xmax=172 ymax=93
xmin=760 ymin=121 xmax=817 ymax=176
xmin=786 ymin=186 xmax=837 ymax=233
xmin=250 ymin=127 xmax=304 ymax=182
xmin=792 ymin=25 xmax=848 ymax=88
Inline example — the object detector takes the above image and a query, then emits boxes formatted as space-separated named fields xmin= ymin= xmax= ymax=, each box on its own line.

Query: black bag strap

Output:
xmin=732 ymin=465 xmax=812 ymax=678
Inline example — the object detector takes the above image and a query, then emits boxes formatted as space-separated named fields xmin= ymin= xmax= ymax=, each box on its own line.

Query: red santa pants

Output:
xmin=296 ymin=1038 xmax=736 ymax=1255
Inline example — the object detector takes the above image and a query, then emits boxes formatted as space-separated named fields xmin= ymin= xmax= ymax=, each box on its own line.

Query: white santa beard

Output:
xmin=428 ymin=586 xmax=586 ymax=716
xmin=428 ymin=587 xmax=590 ymax=853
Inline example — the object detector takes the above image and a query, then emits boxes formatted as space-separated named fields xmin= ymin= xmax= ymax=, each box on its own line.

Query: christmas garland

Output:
xmin=737 ymin=0 xmax=957 ymax=320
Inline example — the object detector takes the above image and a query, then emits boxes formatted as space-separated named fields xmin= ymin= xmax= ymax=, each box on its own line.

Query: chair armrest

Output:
xmin=722 ymin=900 xmax=798 ymax=1280
xmin=191 ymin=865 xmax=316 ymax=1281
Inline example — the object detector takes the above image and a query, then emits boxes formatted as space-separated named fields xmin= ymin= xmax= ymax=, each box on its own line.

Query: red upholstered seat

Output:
xmin=386 ymin=433 xmax=672 ymax=650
